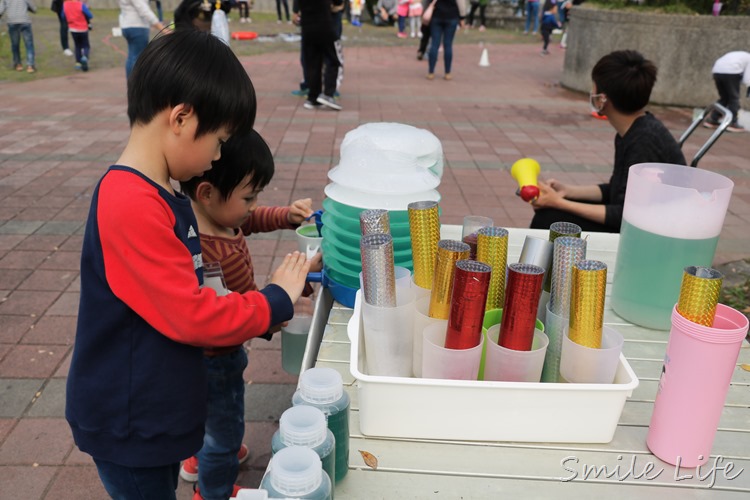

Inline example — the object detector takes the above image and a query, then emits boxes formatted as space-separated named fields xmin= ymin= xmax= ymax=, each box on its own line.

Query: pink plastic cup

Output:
xmin=646 ymin=304 xmax=749 ymax=467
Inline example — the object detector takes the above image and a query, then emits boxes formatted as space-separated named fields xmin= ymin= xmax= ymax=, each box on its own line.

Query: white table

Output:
xmin=303 ymin=227 xmax=750 ymax=498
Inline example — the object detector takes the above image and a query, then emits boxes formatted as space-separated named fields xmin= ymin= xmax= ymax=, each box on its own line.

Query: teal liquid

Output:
xmin=611 ymin=220 xmax=718 ymax=330
xmin=281 ymin=330 xmax=308 ymax=375
xmin=271 ymin=430 xmax=336 ymax=498
xmin=293 ymin=392 xmax=350 ymax=483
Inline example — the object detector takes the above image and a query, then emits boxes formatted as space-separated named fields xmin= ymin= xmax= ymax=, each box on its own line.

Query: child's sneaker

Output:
xmin=180 ymin=444 xmax=249 ymax=482
xmin=63 ymin=48 xmax=74 ymax=56
xmin=26 ymin=66 xmax=36 ymax=73
xmin=303 ymin=100 xmax=322 ymax=110
xmin=75 ymin=62 xmax=83 ymax=71
xmin=397 ymin=32 xmax=408 ymax=38
xmin=726 ymin=124 xmax=747 ymax=133
xmin=192 ymin=483 xmax=245 ymax=500
xmin=702 ymin=120 xmax=720 ymax=129
xmin=81 ymin=56 xmax=89 ymax=72
xmin=316 ymin=94 xmax=342 ymax=111
xmin=15 ymin=64 xmax=24 ymax=71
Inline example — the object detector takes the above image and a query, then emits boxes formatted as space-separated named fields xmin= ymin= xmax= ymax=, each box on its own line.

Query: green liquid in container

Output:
xmin=292 ymin=368 xmax=350 ymax=483
xmin=611 ymin=220 xmax=719 ymax=330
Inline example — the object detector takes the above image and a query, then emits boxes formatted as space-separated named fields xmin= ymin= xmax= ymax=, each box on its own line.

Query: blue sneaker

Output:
xmin=291 ymin=89 xmax=309 ymax=97
xmin=81 ymin=56 xmax=89 ymax=72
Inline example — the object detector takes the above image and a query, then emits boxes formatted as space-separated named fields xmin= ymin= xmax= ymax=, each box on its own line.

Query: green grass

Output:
xmin=0 ymin=9 xmax=534 ymax=82
xmin=720 ymin=277 xmax=750 ymax=315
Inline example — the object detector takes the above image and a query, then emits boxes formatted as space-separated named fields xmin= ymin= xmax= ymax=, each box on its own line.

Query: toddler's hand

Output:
xmin=270 ymin=252 xmax=312 ymax=304
xmin=288 ymin=198 xmax=313 ymax=225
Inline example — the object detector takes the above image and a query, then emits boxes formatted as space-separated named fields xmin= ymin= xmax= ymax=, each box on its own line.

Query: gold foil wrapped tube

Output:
xmin=677 ymin=266 xmax=723 ymax=327
xmin=428 ymin=239 xmax=470 ymax=319
xmin=408 ymin=201 xmax=441 ymax=289
xmin=568 ymin=260 xmax=607 ymax=348
xmin=476 ymin=226 xmax=509 ymax=311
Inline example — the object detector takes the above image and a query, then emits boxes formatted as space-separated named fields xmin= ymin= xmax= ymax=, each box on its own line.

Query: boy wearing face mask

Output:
xmin=529 ymin=50 xmax=686 ymax=233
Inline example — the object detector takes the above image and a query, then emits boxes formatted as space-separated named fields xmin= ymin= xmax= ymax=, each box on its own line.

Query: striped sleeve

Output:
xmin=241 ymin=206 xmax=296 ymax=235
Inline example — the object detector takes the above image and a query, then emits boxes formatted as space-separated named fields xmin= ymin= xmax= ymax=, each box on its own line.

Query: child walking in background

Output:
xmin=62 ymin=0 xmax=93 ymax=71
xmin=237 ymin=0 xmax=251 ymax=23
xmin=178 ymin=130 xmax=320 ymax=500
xmin=408 ymin=0 xmax=422 ymax=38
xmin=65 ymin=29 xmax=313 ymax=500
xmin=350 ymin=0 xmax=362 ymax=26
xmin=0 ymin=0 xmax=37 ymax=73
xmin=396 ymin=0 xmax=409 ymax=38
xmin=540 ymin=0 xmax=560 ymax=56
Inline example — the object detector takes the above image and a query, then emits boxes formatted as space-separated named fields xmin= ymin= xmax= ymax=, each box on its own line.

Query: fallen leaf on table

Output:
xmin=358 ymin=449 xmax=378 ymax=470
xmin=740 ymin=364 xmax=750 ymax=372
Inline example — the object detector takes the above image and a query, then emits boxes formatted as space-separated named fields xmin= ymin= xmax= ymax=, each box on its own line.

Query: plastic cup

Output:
xmin=361 ymin=287 xmax=416 ymax=377
xmin=541 ymin=302 xmax=565 ymax=383
xmin=203 ymin=261 xmax=229 ymax=296
xmin=483 ymin=325 xmax=549 ymax=382
xmin=296 ymin=224 xmax=323 ymax=259
xmin=410 ymin=275 xmax=431 ymax=300
xmin=480 ymin=308 xmax=544 ymax=380
xmin=646 ymin=304 xmax=749 ymax=467
xmin=360 ymin=266 xmax=411 ymax=292
xmin=412 ymin=296 xmax=447 ymax=377
xmin=281 ymin=314 xmax=313 ymax=376
xmin=462 ymin=215 xmax=494 ymax=259
xmin=422 ymin=322 xmax=484 ymax=381
xmin=559 ymin=326 xmax=624 ymax=384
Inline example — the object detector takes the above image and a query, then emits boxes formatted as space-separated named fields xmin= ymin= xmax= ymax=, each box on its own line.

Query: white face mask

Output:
xmin=589 ymin=92 xmax=607 ymax=114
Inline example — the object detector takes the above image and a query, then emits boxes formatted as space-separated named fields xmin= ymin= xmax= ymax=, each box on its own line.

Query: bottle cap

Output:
xmin=298 ymin=367 xmax=343 ymax=404
xmin=279 ymin=406 xmax=327 ymax=448
xmin=270 ymin=446 xmax=322 ymax=496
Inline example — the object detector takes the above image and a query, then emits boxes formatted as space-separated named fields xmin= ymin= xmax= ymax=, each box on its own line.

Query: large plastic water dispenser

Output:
xmin=322 ymin=123 xmax=444 ymax=305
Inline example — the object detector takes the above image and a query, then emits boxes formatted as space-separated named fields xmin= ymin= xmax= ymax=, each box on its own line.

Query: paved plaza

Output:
xmin=1 ymin=41 xmax=748 ymax=499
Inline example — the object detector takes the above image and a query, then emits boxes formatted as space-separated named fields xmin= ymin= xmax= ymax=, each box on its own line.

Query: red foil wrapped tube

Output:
xmin=444 ymin=260 xmax=492 ymax=350
xmin=498 ymin=263 xmax=545 ymax=351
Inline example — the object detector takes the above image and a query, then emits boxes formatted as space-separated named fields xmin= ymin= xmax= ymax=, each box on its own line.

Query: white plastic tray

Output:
xmin=349 ymin=291 xmax=639 ymax=444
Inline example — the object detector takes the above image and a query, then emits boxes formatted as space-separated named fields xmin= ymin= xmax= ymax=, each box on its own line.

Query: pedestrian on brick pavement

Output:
xmin=426 ymin=0 xmax=466 ymax=81
xmin=62 ymin=0 xmax=93 ymax=72
xmin=118 ymin=0 xmax=166 ymax=79
xmin=0 ymin=0 xmax=37 ymax=73
xmin=50 ymin=0 xmax=74 ymax=57
xmin=299 ymin=0 xmax=344 ymax=111
xmin=350 ymin=0 xmax=362 ymax=26
xmin=539 ymin=0 xmax=560 ymax=56
xmin=529 ymin=50 xmax=686 ymax=233
xmin=558 ymin=0 xmax=582 ymax=49
xmin=65 ymin=29 xmax=313 ymax=500
xmin=523 ymin=0 xmax=539 ymax=35
xmin=178 ymin=130 xmax=320 ymax=500
xmin=416 ymin=0 xmax=431 ymax=60
xmin=704 ymin=51 xmax=750 ymax=134
xmin=466 ymin=0 xmax=487 ymax=31
xmin=408 ymin=0 xmax=423 ymax=38
xmin=396 ymin=0 xmax=409 ymax=37
xmin=236 ymin=0 xmax=251 ymax=23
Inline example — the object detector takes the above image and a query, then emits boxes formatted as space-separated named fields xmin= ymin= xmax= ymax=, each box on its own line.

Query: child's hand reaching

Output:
xmin=288 ymin=198 xmax=313 ymax=225
xmin=270 ymin=252 xmax=314 ymax=304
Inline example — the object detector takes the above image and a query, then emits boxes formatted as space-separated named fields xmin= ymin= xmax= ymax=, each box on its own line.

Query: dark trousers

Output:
xmin=418 ymin=22 xmax=431 ymax=54
xmin=468 ymin=3 xmax=486 ymax=26
xmin=301 ymin=35 xmax=341 ymax=102
xmin=530 ymin=208 xmax=616 ymax=233
xmin=276 ymin=0 xmax=290 ymax=21
xmin=541 ymin=23 xmax=554 ymax=50
xmin=237 ymin=1 xmax=249 ymax=17
xmin=71 ymin=31 xmax=90 ymax=63
xmin=710 ymin=73 xmax=742 ymax=126
xmin=56 ymin=11 xmax=70 ymax=51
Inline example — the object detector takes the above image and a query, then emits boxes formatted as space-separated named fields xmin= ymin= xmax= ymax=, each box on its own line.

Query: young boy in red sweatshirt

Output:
xmin=61 ymin=0 xmax=93 ymax=71
xmin=65 ymin=29 xmax=313 ymax=499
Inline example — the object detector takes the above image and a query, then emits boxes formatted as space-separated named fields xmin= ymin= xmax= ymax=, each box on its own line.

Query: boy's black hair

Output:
xmin=174 ymin=0 xmax=231 ymax=30
xmin=591 ymin=50 xmax=657 ymax=114
xmin=180 ymin=129 xmax=275 ymax=201
xmin=127 ymin=29 xmax=255 ymax=139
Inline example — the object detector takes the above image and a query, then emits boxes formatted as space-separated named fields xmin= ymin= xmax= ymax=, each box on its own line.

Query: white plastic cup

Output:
xmin=559 ymin=326 xmax=624 ymax=384
xmin=541 ymin=301 xmax=565 ymax=383
xmin=361 ymin=287 xmax=416 ymax=377
xmin=410 ymin=275 xmax=431 ymax=299
xmin=412 ymin=296 xmax=447 ymax=377
xmin=360 ymin=266 xmax=411 ymax=291
xmin=484 ymin=325 xmax=548 ymax=383
xmin=422 ymin=322 xmax=484 ymax=381
xmin=296 ymin=225 xmax=323 ymax=259
xmin=203 ymin=261 xmax=229 ymax=296
xmin=281 ymin=314 xmax=313 ymax=376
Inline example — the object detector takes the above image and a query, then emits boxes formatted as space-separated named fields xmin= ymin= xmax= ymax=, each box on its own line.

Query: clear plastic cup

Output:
xmin=410 ymin=275 xmax=431 ymax=299
xmin=559 ymin=326 xmax=624 ymax=384
xmin=462 ymin=215 xmax=494 ymax=259
xmin=360 ymin=266 xmax=411 ymax=292
xmin=484 ymin=325 xmax=549 ymax=382
xmin=412 ymin=296 xmax=447 ymax=377
xmin=422 ymin=322 xmax=484 ymax=381
xmin=480 ymin=308 xmax=544 ymax=380
xmin=361 ymin=287 xmax=416 ymax=377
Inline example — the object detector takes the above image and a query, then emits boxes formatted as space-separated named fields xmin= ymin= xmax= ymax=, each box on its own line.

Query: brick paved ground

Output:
xmin=0 ymin=41 xmax=748 ymax=499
